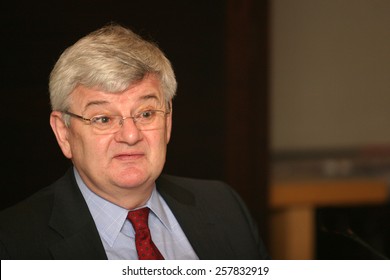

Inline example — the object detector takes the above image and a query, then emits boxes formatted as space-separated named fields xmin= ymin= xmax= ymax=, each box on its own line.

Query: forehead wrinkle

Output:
xmin=78 ymin=89 xmax=163 ymax=115
xmin=130 ymin=93 xmax=164 ymax=108
xmin=81 ymin=100 xmax=110 ymax=114
xmin=139 ymin=93 xmax=160 ymax=103
xmin=85 ymin=100 xmax=110 ymax=108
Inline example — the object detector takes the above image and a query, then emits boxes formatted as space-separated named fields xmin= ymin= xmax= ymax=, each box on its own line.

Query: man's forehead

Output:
xmin=71 ymin=79 xmax=164 ymax=109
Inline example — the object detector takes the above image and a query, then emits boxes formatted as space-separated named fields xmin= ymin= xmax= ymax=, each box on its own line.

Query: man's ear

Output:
xmin=50 ymin=111 xmax=73 ymax=159
xmin=166 ymin=101 xmax=173 ymax=143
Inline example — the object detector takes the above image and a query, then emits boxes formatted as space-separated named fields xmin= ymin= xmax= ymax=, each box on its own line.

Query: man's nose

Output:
xmin=114 ymin=117 xmax=142 ymax=144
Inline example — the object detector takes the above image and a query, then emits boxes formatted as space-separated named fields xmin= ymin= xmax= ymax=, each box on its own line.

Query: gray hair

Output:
xmin=49 ymin=24 xmax=177 ymax=112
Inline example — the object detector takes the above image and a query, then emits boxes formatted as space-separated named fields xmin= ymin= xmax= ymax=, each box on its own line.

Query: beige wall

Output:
xmin=270 ymin=0 xmax=390 ymax=152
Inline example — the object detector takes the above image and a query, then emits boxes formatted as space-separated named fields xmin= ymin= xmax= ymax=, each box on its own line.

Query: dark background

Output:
xmin=0 ymin=0 xmax=270 ymax=243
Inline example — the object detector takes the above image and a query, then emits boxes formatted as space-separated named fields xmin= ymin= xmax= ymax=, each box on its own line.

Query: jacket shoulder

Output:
xmin=0 ymin=170 xmax=75 ymax=223
xmin=158 ymin=174 xmax=233 ymax=195
xmin=0 ymin=170 xmax=84 ymax=259
xmin=157 ymin=174 xmax=270 ymax=259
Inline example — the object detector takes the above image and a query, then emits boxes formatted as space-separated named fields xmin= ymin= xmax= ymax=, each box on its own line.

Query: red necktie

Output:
xmin=127 ymin=207 xmax=164 ymax=260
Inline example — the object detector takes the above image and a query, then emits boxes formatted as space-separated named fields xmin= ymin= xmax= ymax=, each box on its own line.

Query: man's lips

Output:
xmin=113 ymin=152 xmax=145 ymax=160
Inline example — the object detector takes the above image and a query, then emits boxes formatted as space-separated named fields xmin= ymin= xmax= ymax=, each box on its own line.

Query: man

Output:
xmin=0 ymin=24 xmax=268 ymax=259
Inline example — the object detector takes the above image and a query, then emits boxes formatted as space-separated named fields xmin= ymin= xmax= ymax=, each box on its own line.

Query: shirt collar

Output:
xmin=73 ymin=167 xmax=173 ymax=247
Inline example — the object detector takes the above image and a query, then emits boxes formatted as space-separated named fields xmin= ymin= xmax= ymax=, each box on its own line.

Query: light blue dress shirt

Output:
xmin=74 ymin=168 xmax=198 ymax=260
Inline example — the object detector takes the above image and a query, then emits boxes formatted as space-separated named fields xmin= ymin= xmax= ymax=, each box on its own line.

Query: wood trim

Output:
xmin=270 ymin=178 xmax=389 ymax=208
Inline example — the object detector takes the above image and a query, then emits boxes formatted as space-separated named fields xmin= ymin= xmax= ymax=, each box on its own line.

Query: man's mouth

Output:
xmin=113 ymin=152 xmax=144 ymax=161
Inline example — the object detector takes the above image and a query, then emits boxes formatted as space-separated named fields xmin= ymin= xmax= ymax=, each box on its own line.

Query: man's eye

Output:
xmin=91 ymin=116 xmax=112 ymax=124
xmin=139 ymin=110 xmax=155 ymax=119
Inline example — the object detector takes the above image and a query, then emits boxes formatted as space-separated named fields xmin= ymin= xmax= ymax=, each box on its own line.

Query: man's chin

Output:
xmin=114 ymin=171 xmax=153 ymax=189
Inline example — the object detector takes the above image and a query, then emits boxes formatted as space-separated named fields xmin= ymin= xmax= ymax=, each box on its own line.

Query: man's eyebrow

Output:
xmin=84 ymin=100 xmax=110 ymax=110
xmin=138 ymin=94 xmax=165 ymax=106
xmin=82 ymin=94 xmax=162 ymax=111
xmin=140 ymin=94 xmax=160 ymax=102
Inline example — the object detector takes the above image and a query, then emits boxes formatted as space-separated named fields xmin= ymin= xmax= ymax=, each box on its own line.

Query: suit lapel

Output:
xmin=157 ymin=175 xmax=235 ymax=259
xmin=48 ymin=169 xmax=107 ymax=260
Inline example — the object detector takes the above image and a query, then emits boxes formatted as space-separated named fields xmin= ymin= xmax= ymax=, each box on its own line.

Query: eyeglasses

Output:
xmin=63 ymin=109 xmax=170 ymax=134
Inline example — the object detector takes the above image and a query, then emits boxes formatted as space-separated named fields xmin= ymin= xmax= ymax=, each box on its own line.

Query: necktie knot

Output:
xmin=127 ymin=207 xmax=150 ymax=231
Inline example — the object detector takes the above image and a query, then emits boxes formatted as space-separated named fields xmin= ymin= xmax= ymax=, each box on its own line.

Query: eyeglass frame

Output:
xmin=61 ymin=109 xmax=171 ymax=133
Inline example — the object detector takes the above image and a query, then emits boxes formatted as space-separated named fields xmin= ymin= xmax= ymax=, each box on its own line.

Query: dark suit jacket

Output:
xmin=0 ymin=169 xmax=268 ymax=259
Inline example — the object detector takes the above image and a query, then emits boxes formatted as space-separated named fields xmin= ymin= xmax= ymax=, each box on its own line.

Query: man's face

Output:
xmin=51 ymin=75 xmax=172 ymax=206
